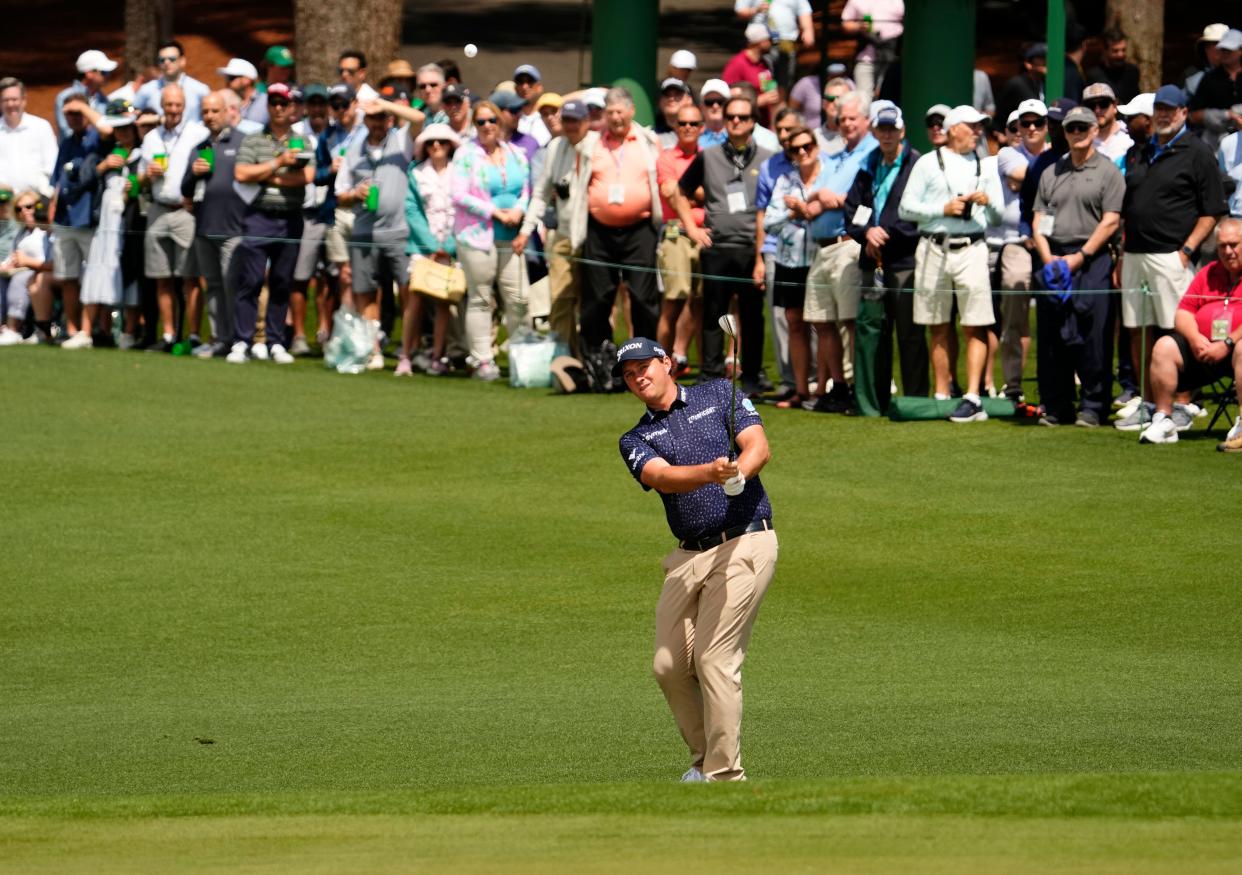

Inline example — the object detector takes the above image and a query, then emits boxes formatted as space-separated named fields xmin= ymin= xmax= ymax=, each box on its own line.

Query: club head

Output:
xmin=717 ymin=314 xmax=738 ymax=338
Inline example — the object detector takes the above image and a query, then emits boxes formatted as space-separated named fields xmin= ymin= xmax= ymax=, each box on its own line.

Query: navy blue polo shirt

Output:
xmin=619 ymin=380 xmax=772 ymax=541
xmin=51 ymin=128 xmax=101 ymax=228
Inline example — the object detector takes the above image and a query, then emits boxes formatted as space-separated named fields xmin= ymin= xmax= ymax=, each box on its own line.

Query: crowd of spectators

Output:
xmin=1 ymin=10 xmax=1240 ymax=451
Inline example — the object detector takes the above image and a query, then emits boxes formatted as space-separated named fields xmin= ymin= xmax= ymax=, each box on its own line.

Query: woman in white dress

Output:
xmin=0 ymin=190 xmax=53 ymax=344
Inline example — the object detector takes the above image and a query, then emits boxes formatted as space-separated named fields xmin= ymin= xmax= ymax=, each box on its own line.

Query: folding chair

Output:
xmin=1199 ymin=376 xmax=1237 ymax=433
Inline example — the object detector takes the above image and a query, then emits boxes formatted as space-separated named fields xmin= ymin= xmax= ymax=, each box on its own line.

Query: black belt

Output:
xmin=922 ymin=232 xmax=983 ymax=249
xmin=678 ymin=519 xmax=772 ymax=552
xmin=814 ymin=235 xmax=849 ymax=245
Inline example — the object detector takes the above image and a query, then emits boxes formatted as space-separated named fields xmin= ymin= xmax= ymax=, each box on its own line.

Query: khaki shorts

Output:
xmin=52 ymin=226 xmax=94 ymax=280
xmin=912 ymin=236 xmax=994 ymax=326
xmin=144 ymin=203 xmax=195 ymax=279
xmin=658 ymin=228 xmax=702 ymax=300
xmin=1119 ymin=251 xmax=1192 ymax=329
xmin=805 ymin=238 xmax=861 ymax=323
xmin=325 ymin=207 xmax=355 ymax=264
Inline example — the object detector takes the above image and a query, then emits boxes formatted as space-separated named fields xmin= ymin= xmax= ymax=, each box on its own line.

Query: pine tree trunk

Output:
xmin=124 ymin=0 xmax=174 ymax=80
xmin=1105 ymin=0 xmax=1164 ymax=91
xmin=295 ymin=0 xmax=402 ymax=85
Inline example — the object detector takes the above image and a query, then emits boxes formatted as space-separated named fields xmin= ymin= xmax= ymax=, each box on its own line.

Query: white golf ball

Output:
xmin=464 ymin=44 xmax=478 ymax=58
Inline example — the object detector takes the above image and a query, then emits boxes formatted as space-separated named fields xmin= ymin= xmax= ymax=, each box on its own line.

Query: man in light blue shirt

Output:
xmin=54 ymin=50 xmax=116 ymax=139
xmin=798 ymin=91 xmax=876 ymax=412
xmin=133 ymin=40 xmax=210 ymax=124
xmin=1220 ymin=103 xmax=1242 ymax=218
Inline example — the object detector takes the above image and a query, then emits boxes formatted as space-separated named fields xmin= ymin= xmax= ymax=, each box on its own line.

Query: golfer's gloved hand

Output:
xmin=723 ymin=474 xmax=746 ymax=496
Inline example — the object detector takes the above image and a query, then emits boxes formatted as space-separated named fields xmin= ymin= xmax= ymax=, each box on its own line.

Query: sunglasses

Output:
xmin=329 ymin=100 xmax=350 ymax=110
xmin=726 ymin=113 xmax=752 ymax=122
xmin=790 ymin=141 xmax=816 ymax=154
xmin=1083 ymin=99 xmax=1113 ymax=110
xmin=1063 ymin=123 xmax=1092 ymax=134
xmin=676 ymin=119 xmax=703 ymax=127
xmin=927 ymin=117 xmax=945 ymax=128
xmin=427 ymin=139 xmax=452 ymax=147
xmin=268 ymin=99 xmax=292 ymax=109
xmin=417 ymin=81 xmax=442 ymax=89
xmin=1018 ymin=118 xmax=1046 ymax=129
xmin=1007 ymin=124 xmax=1019 ymax=134
xmin=157 ymin=54 xmax=179 ymax=63
xmin=16 ymin=203 xmax=36 ymax=211
xmin=515 ymin=76 xmax=537 ymax=86
xmin=444 ymin=97 xmax=463 ymax=106
xmin=338 ymin=66 xmax=360 ymax=75
xmin=703 ymin=98 xmax=726 ymax=107
xmin=822 ymin=94 xmax=838 ymax=103
xmin=475 ymin=117 xmax=498 ymax=126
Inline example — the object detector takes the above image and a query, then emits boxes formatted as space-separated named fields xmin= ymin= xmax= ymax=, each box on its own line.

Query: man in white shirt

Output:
xmin=1082 ymin=82 xmax=1133 ymax=167
xmin=134 ymin=40 xmax=210 ymax=123
xmin=0 ymin=78 xmax=58 ymax=198
xmin=139 ymin=84 xmax=207 ymax=351
xmin=898 ymin=104 xmax=1004 ymax=421
xmin=513 ymin=64 xmax=551 ymax=146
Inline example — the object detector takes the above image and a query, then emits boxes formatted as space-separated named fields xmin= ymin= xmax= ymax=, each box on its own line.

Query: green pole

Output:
xmin=591 ymin=0 xmax=658 ymax=127
xmin=901 ymin=0 xmax=976 ymax=153
xmin=1044 ymin=0 xmax=1065 ymax=103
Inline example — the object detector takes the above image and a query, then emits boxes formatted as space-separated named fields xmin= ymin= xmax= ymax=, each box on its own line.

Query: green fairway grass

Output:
xmin=1 ymin=348 xmax=1239 ymax=872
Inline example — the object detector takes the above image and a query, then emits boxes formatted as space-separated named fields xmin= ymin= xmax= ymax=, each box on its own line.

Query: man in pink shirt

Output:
xmin=1140 ymin=216 xmax=1242 ymax=448
xmin=722 ymin=24 xmax=780 ymax=126
xmin=581 ymin=86 xmax=663 ymax=383
xmin=656 ymin=102 xmax=707 ymax=374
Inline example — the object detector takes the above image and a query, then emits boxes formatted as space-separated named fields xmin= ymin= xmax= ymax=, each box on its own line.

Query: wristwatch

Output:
xmin=1225 ymin=337 xmax=1236 ymax=352
xmin=1181 ymin=245 xmax=1194 ymax=260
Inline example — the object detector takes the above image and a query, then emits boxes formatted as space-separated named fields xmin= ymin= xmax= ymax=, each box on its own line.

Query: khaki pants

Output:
xmin=547 ymin=231 xmax=581 ymax=356
xmin=653 ymin=529 xmax=778 ymax=782
xmin=997 ymin=243 xmax=1033 ymax=396
xmin=1120 ymin=251 xmax=1192 ymax=329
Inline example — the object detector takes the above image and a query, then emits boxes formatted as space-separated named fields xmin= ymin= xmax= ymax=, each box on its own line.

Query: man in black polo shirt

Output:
xmin=228 ymin=82 xmax=315 ymax=365
xmin=673 ymin=95 xmax=773 ymax=394
xmin=1030 ymin=106 xmax=1125 ymax=427
xmin=1115 ymin=84 xmax=1227 ymax=430
xmin=616 ymin=337 xmax=777 ymax=783
xmin=181 ymin=90 xmax=246 ymax=358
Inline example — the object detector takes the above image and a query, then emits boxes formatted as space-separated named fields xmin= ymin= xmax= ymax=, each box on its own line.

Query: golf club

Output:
xmin=718 ymin=314 xmax=739 ymax=460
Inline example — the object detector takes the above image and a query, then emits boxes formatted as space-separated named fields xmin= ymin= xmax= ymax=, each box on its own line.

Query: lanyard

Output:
xmin=935 ymin=146 xmax=980 ymax=197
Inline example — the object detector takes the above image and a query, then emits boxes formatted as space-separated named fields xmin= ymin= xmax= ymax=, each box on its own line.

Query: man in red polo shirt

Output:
xmin=580 ymin=86 xmax=663 ymax=384
xmin=722 ymin=24 xmax=781 ymax=126
xmin=656 ymin=102 xmax=707 ymax=374
xmin=1140 ymin=216 xmax=1242 ymax=449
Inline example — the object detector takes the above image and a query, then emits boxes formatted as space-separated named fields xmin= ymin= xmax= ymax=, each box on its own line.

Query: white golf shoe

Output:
xmin=680 ymin=767 xmax=705 ymax=783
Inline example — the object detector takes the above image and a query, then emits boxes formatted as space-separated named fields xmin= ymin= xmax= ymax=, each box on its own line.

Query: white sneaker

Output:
xmin=61 ymin=331 xmax=93 ymax=349
xmin=0 ymin=326 xmax=21 ymax=346
xmin=1226 ymin=418 xmax=1242 ymax=442
xmin=118 ymin=332 xmax=136 ymax=350
xmin=250 ymin=342 xmax=269 ymax=361
xmin=366 ymin=351 xmax=384 ymax=371
xmin=225 ymin=341 xmax=249 ymax=364
xmin=680 ymin=767 xmax=706 ymax=783
xmin=1139 ymin=411 xmax=1179 ymax=445
xmin=269 ymin=343 xmax=294 ymax=365
xmin=1114 ymin=394 xmax=1142 ymax=420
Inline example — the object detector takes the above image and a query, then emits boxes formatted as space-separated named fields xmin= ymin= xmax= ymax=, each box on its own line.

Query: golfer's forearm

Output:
xmin=643 ymin=463 xmax=716 ymax=494
xmin=737 ymin=439 xmax=770 ymax=480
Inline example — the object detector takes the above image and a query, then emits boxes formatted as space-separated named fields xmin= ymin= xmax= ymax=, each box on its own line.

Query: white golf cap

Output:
xmin=1006 ymin=109 xmax=1020 ymax=126
xmin=943 ymin=104 xmax=988 ymax=128
xmin=1217 ymin=29 xmax=1242 ymax=52
xmin=1199 ymin=23 xmax=1229 ymax=43
xmin=1118 ymin=92 xmax=1155 ymax=118
xmin=583 ymin=87 xmax=607 ymax=109
xmin=700 ymin=78 xmax=730 ymax=99
xmin=869 ymin=99 xmax=903 ymax=128
xmin=217 ymin=58 xmax=259 ymax=80
xmin=925 ymin=103 xmax=952 ymax=121
xmin=1016 ymin=98 xmax=1048 ymax=117
xmin=76 ymin=50 xmax=118 ymax=74
xmin=669 ymin=49 xmax=698 ymax=70
xmin=744 ymin=23 xmax=771 ymax=44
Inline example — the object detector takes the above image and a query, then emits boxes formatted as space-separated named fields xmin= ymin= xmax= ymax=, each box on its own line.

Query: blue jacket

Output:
xmin=51 ymin=129 xmax=102 ymax=228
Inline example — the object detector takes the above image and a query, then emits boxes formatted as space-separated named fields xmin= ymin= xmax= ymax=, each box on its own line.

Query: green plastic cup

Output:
xmin=288 ymin=136 xmax=305 ymax=152
xmin=198 ymin=147 xmax=215 ymax=169
xmin=365 ymin=182 xmax=379 ymax=212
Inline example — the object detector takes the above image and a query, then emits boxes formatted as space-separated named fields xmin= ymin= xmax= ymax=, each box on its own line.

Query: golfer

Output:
xmin=615 ymin=337 xmax=778 ymax=782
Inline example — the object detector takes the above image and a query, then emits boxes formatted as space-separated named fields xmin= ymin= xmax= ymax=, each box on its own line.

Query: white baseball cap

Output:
xmin=869 ymin=99 xmax=903 ymax=128
xmin=1006 ymin=109 xmax=1020 ymax=126
xmin=943 ymin=104 xmax=988 ymax=128
xmin=1118 ymin=92 xmax=1155 ymax=118
xmin=925 ymin=103 xmax=952 ymax=121
xmin=744 ymin=23 xmax=771 ymax=44
xmin=76 ymin=50 xmax=118 ymax=74
xmin=1016 ymin=98 xmax=1048 ymax=117
xmin=1199 ymin=23 xmax=1230 ymax=43
xmin=217 ymin=58 xmax=259 ymax=81
xmin=700 ymin=78 xmax=730 ymax=100
xmin=669 ymin=49 xmax=698 ymax=70
xmin=583 ymin=87 xmax=607 ymax=109
xmin=1217 ymin=29 xmax=1242 ymax=52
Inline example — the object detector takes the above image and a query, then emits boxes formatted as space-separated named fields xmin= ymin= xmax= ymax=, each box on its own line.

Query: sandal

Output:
xmin=775 ymin=393 xmax=805 ymax=409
